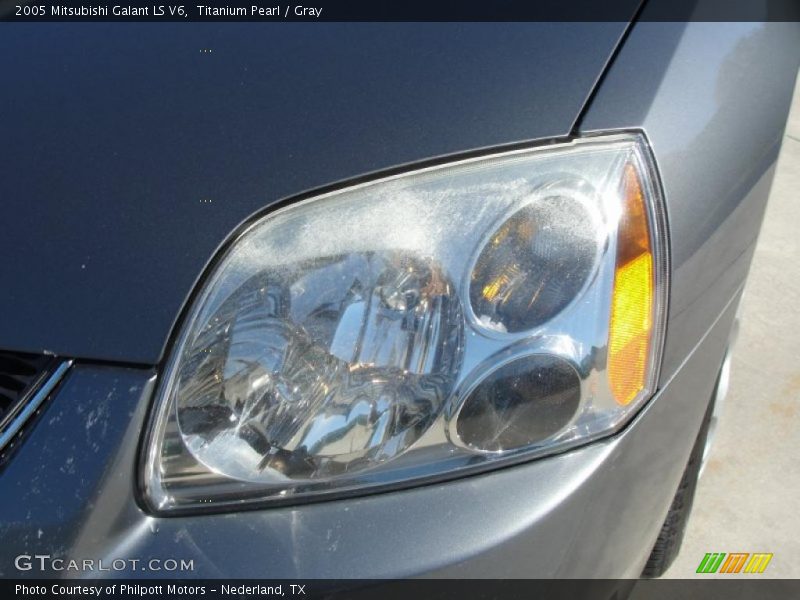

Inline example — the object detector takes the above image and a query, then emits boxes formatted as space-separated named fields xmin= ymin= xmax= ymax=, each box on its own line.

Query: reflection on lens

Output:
xmin=174 ymin=251 xmax=463 ymax=482
xmin=470 ymin=195 xmax=599 ymax=333
xmin=454 ymin=354 xmax=580 ymax=453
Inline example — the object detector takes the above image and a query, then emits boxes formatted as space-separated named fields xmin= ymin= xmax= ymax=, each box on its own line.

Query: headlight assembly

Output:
xmin=143 ymin=134 xmax=667 ymax=512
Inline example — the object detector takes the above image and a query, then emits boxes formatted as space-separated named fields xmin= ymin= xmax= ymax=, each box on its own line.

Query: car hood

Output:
xmin=1 ymin=22 xmax=632 ymax=364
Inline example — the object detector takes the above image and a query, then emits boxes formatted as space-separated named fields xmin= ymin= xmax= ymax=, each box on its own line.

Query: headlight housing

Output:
xmin=143 ymin=134 xmax=667 ymax=512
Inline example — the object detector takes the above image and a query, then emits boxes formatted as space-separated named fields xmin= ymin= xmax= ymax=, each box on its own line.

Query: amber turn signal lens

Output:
xmin=608 ymin=163 xmax=654 ymax=406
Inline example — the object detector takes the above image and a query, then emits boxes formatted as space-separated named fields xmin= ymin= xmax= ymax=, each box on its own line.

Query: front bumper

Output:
xmin=0 ymin=296 xmax=737 ymax=579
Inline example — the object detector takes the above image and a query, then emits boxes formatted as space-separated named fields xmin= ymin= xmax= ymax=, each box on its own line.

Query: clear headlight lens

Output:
xmin=177 ymin=250 xmax=463 ymax=482
xmin=143 ymin=134 xmax=667 ymax=512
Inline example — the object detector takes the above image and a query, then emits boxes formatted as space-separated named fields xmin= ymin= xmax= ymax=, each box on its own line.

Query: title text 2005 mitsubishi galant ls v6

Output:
xmin=0 ymin=12 xmax=798 ymax=581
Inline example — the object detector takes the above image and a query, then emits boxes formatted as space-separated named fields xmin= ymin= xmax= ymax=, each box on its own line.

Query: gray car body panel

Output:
xmin=1 ymin=19 xmax=798 ymax=578
xmin=580 ymin=20 xmax=800 ymax=385
xmin=0 ymin=21 xmax=630 ymax=365
xmin=0 ymin=297 xmax=736 ymax=579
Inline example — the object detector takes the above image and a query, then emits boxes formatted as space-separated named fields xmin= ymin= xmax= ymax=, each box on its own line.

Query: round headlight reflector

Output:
xmin=452 ymin=354 xmax=581 ymax=453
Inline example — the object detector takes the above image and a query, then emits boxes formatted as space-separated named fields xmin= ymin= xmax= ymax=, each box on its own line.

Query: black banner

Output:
xmin=1 ymin=0 xmax=799 ymax=22
xmin=5 ymin=580 xmax=800 ymax=600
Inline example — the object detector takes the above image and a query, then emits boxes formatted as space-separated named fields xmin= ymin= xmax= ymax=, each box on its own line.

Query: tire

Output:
xmin=641 ymin=367 xmax=719 ymax=578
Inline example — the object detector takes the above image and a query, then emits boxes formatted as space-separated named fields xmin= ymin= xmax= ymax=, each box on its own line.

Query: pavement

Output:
xmin=664 ymin=73 xmax=800 ymax=578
